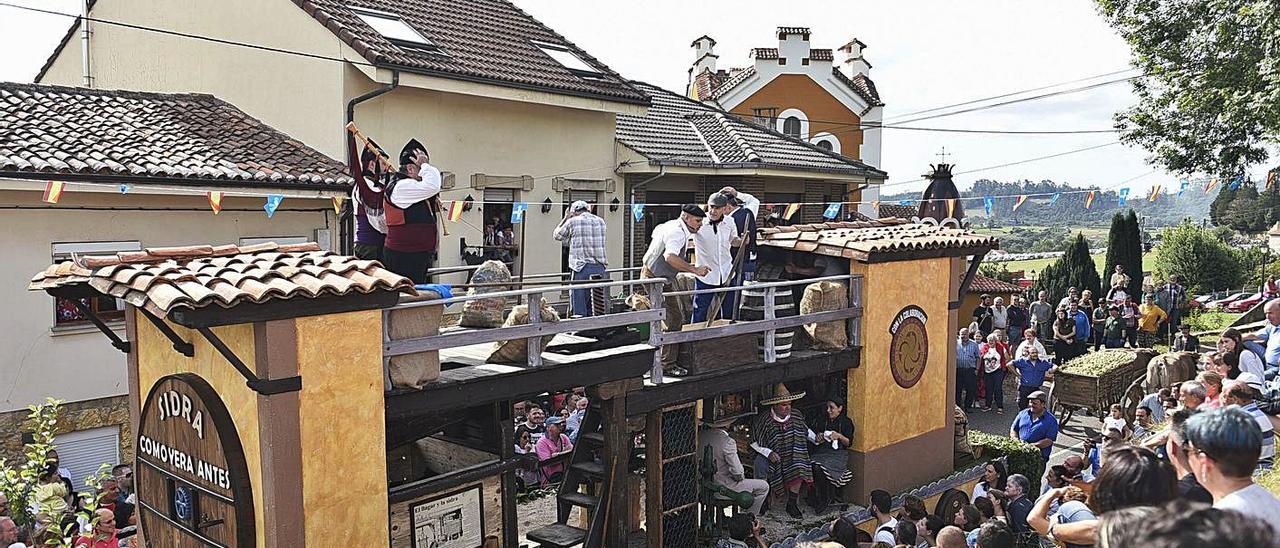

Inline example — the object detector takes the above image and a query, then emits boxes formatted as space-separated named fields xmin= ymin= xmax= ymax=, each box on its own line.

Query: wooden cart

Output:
xmin=1048 ymin=352 xmax=1152 ymax=427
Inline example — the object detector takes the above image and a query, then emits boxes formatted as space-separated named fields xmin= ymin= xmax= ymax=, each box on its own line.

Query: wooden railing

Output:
xmin=382 ymin=274 xmax=864 ymax=384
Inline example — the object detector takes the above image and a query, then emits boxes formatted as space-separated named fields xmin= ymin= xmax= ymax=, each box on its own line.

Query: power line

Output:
xmin=883 ymin=68 xmax=1140 ymax=121
xmin=883 ymin=141 xmax=1124 ymax=188
xmin=891 ymin=76 xmax=1140 ymax=125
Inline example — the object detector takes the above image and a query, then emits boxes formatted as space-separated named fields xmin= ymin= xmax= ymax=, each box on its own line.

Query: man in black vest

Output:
xmin=382 ymin=139 xmax=441 ymax=283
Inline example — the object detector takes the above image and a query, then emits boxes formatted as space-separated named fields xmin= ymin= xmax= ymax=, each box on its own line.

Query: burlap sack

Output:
xmin=460 ymin=260 xmax=511 ymax=328
xmin=387 ymin=290 xmax=444 ymax=389
xmin=489 ymin=302 xmax=561 ymax=363
xmin=954 ymin=405 xmax=974 ymax=461
xmin=800 ymin=281 xmax=848 ymax=350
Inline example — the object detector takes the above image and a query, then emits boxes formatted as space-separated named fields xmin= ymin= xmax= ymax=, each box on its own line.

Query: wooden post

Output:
xmin=763 ymin=286 xmax=777 ymax=363
xmin=527 ymin=291 xmax=543 ymax=367
xmin=645 ymin=409 xmax=664 ymax=548
xmin=848 ymin=276 xmax=863 ymax=347
xmin=381 ymin=309 xmax=393 ymax=391
xmin=497 ymin=401 xmax=519 ymax=548
xmin=648 ymin=281 xmax=665 ymax=384
xmin=601 ymin=392 xmax=631 ymax=548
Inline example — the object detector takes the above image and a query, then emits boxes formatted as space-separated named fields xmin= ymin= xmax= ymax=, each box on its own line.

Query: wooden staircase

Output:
xmin=526 ymin=399 xmax=611 ymax=548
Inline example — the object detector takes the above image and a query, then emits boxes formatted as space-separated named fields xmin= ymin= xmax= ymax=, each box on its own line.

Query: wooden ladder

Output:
xmin=527 ymin=399 xmax=611 ymax=548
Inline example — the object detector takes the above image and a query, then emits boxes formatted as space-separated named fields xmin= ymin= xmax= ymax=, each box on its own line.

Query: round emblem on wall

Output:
xmin=889 ymin=305 xmax=929 ymax=389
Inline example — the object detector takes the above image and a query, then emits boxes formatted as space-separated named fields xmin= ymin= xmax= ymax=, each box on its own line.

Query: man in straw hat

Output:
xmin=701 ymin=411 xmax=769 ymax=515
xmin=750 ymin=384 xmax=813 ymax=518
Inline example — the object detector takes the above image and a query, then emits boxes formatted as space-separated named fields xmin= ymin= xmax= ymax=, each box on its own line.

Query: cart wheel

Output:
xmin=1047 ymin=384 xmax=1073 ymax=427
xmin=1121 ymin=377 xmax=1147 ymax=423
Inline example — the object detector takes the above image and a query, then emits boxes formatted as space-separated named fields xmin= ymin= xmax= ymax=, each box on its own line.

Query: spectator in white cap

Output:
xmin=553 ymin=199 xmax=608 ymax=316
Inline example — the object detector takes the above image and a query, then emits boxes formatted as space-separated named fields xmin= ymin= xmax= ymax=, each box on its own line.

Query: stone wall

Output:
xmin=0 ymin=395 xmax=131 ymax=465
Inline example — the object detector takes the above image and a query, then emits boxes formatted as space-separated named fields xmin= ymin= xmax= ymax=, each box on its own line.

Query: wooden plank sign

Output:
xmin=136 ymin=373 xmax=255 ymax=547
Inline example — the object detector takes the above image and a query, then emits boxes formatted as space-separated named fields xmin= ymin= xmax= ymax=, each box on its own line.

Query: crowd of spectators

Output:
xmin=0 ymin=454 xmax=137 ymax=548
xmin=512 ymin=388 xmax=591 ymax=490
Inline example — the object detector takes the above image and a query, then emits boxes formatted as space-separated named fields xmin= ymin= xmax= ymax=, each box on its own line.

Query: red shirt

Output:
xmin=75 ymin=531 xmax=119 ymax=548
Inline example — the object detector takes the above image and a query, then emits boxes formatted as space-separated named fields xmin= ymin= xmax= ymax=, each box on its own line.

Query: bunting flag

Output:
xmin=783 ymin=203 xmax=801 ymax=220
xmin=631 ymin=203 xmax=645 ymax=222
xmin=1084 ymin=191 xmax=1096 ymax=209
xmin=264 ymin=194 xmax=283 ymax=218
xmin=946 ymin=198 xmax=957 ymax=218
xmin=1012 ymin=195 xmax=1028 ymax=211
xmin=896 ymin=199 xmax=913 ymax=206
xmin=1268 ymin=171 xmax=1277 ymax=190
xmin=983 ymin=196 xmax=994 ymax=216
xmin=447 ymin=200 xmax=465 ymax=222
xmin=1117 ymin=188 xmax=1129 ymax=206
xmin=332 ymin=196 xmax=343 ymax=215
xmin=870 ymin=200 xmax=880 ymax=214
xmin=1149 ymin=185 xmax=1162 ymax=201
xmin=1229 ymin=176 xmax=1243 ymax=190
xmin=208 ymin=191 xmax=224 ymax=214
xmin=822 ymin=202 xmax=841 ymax=220
xmin=42 ymin=181 xmax=65 ymax=204
xmin=1049 ymin=193 xmax=1061 ymax=206
xmin=1205 ymin=179 xmax=1218 ymax=193
xmin=511 ymin=202 xmax=527 ymax=224
xmin=1178 ymin=179 xmax=1189 ymax=196
xmin=118 ymin=184 xmax=131 ymax=194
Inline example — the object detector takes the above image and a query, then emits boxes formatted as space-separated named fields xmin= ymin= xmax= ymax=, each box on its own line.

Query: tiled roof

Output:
xmin=810 ymin=49 xmax=833 ymax=61
xmin=704 ymin=66 xmax=882 ymax=107
xmin=617 ymin=81 xmax=885 ymax=178
xmin=0 ymin=82 xmax=351 ymax=187
xmin=878 ymin=203 xmax=917 ymax=219
xmin=777 ymin=27 xmax=811 ymax=36
xmin=294 ymin=0 xmax=647 ymax=105
xmin=29 ymin=242 xmax=415 ymax=318
xmin=967 ymin=274 xmax=1024 ymax=294
xmin=757 ymin=218 xmax=998 ymax=261
xmin=751 ymin=48 xmax=780 ymax=60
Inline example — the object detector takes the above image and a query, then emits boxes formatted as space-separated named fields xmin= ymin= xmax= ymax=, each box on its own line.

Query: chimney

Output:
xmin=776 ymin=27 xmax=811 ymax=64
xmin=689 ymin=35 xmax=718 ymax=76
xmin=840 ymin=37 xmax=871 ymax=77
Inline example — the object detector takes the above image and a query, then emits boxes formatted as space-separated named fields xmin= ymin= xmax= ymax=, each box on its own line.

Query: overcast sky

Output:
xmin=1 ymin=0 xmax=1267 ymax=196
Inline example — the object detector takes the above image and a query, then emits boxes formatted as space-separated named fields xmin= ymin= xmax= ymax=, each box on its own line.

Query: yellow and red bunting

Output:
xmin=783 ymin=203 xmax=801 ymax=220
xmin=42 ymin=181 xmax=65 ymax=204
xmin=871 ymin=200 xmax=881 ymax=215
xmin=208 ymin=191 xmax=224 ymax=214
xmin=332 ymin=196 xmax=343 ymax=215
xmin=1268 ymin=171 xmax=1277 ymax=190
xmin=1149 ymin=185 xmax=1162 ymax=201
xmin=1084 ymin=191 xmax=1096 ymax=209
xmin=1012 ymin=195 xmax=1028 ymax=211
xmin=447 ymin=200 xmax=465 ymax=222
xmin=1205 ymin=179 xmax=1218 ymax=193
xmin=946 ymin=198 xmax=957 ymax=218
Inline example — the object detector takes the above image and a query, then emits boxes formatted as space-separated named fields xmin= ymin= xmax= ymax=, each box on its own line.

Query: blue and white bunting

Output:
xmin=1118 ymin=188 xmax=1129 ymax=206
xmin=118 ymin=184 xmax=130 ymax=194
xmin=1179 ymin=179 xmax=1189 ymax=196
xmin=1049 ymin=193 xmax=1061 ymax=206
xmin=822 ymin=203 xmax=841 ymax=220
xmin=511 ymin=202 xmax=528 ymax=224
xmin=264 ymin=195 xmax=283 ymax=218
xmin=983 ymin=196 xmax=994 ymax=216
xmin=631 ymin=203 xmax=645 ymax=223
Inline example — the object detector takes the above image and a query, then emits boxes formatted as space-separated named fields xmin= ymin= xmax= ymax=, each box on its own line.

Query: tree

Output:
xmin=1032 ymin=234 xmax=1103 ymax=305
xmin=1120 ymin=210 xmax=1144 ymax=297
xmin=1096 ymin=0 xmax=1280 ymax=176
xmin=1154 ymin=222 xmax=1247 ymax=292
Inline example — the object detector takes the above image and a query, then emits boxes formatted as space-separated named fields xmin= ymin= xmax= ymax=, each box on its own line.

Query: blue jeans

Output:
xmin=570 ymin=263 xmax=607 ymax=317
xmin=692 ymin=279 xmax=735 ymax=323
xmin=985 ymin=368 xmax=1006 ymax=410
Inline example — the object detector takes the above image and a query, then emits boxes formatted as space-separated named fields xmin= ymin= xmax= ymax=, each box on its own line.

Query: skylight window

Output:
xmin=350 ymin=6 xmax=434 ymax=48
xmin=532 ymin=41 xmax=600 ymax=75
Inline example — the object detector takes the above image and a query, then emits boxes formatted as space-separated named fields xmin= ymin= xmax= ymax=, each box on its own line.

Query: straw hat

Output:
xmin=760 ymin=383 xmax=806 ymax=406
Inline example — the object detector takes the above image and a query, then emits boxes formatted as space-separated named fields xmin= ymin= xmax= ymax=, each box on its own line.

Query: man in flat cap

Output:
xmin=383 ymin=139 xmax=442 ymax=283
xmin=641 ymin=204 xmax=710 ymax=375
xmin=554 ymin=200 xmax=607 ymax=317
xmin=692 ymin=192 xmax=742 ymax=323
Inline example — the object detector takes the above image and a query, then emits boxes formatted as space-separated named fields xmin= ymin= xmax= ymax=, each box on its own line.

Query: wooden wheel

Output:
xmin=1120 ymin=376 xmax=1147 ymax=424
xmin=1047 ymin=383 xmax=1075 ymax=427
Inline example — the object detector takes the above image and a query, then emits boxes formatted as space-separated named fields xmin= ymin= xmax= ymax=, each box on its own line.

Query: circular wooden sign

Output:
xmin=136 ymin=373 xmax=255 ymax=547
xmin=889 ymin=305 xmax=929 ymax=389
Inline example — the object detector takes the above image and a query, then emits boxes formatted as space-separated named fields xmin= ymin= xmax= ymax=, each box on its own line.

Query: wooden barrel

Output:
xmin=738 ymin=284 xmax=796 ymax=360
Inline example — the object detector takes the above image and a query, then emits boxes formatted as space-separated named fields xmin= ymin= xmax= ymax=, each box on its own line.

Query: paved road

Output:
xmin=965 ymin=390 xmax=1105 ymax=468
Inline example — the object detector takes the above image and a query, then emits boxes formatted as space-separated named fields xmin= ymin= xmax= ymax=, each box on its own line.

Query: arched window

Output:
xmin=783 ymin=117 xmax=801 ymax=137
xmin=815 ymin=140 xmax=833 ymax=151
xmin=810 ymin=132 xmax=841 ymax=154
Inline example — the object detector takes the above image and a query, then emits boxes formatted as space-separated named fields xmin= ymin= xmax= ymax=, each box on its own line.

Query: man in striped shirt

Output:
xmin=553 ymin=200 xmax=608 ymax=316
xmin=1223 ymin=374 xmax=1274 ymax=468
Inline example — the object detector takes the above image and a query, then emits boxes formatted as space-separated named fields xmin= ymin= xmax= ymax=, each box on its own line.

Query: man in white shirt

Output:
xmin=691 ymin=193 xmax=742 ymax=323
xmin=1243 ymin=299 xmax=1280 ymax=369
xmin=869 ymin=489 xmax=898 ymax=545
xmin=1184 ymin=406 xmax=1280 ymax=530
xmin=641 ymin=205 xmax=709 ymax=371
xmin=701 ymin=416 xmax=769 ymax=515
xmin=382 ymin=139 xmax=443 ymax=283
xmin=1014 ymin=328 xmax=1046 ymax=361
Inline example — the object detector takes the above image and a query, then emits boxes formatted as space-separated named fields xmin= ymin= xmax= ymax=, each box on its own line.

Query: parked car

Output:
xmin=1227 ymin=292 xmax=1265 ymax=312
xmin=1210 ymin=292 xmax=1248 ymax=309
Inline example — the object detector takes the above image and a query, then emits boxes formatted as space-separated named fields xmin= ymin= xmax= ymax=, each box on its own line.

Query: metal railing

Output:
xmin=382 ymin=273 xmax=864 ymax=387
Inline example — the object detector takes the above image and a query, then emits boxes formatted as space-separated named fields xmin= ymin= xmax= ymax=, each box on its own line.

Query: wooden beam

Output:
xmin=388 ymin=458 xmax=523 ymax=504
xmin=386 ymin=348 xmax=654 ymax=421
xmin=626 ymin=348 xmax=859 ymax=415
xmin=656 ymin=307 xmax=862 ymax=345
xmin=645 ymin=409 xmax=663 ymax=548
xmin=383 ymin=308 xmax=664 ymax=355
xmin=602 ymin=394 xmax=630 ymax=547
xmin=168 ymin=290 xmax=401 ymax=328
xmin=864 ymin=245 xmax=993 ymax=264
xmin=957 ymin=251 xmax=988 ymax=301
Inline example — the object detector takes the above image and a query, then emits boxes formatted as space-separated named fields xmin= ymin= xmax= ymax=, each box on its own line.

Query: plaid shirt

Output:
xmin=553 ymin=212 xmax=607 ymax=271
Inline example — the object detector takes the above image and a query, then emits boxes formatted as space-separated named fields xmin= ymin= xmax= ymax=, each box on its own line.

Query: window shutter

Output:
xmin=483 ymin=189 xmax=516 ymax=203
xmin=54 ymin=426 xmax=122 ymax=492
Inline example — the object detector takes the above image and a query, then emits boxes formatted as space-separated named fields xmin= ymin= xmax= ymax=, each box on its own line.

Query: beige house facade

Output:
xmin=38 ymin=0 xmax=648 ymax=282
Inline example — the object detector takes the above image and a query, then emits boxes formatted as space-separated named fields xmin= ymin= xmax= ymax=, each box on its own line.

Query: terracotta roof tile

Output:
xmin=28 ymin=242 xmax=415 ymax=317
xmin=705 ymin=66 xmax=882 ymax=107
xmin=758 ymin=218 xmax=998 ymax=261
xmin=0 ymin=82 xmax=350 ymax=188
xmin=967 ymin=274 xmax=1024 ymax=294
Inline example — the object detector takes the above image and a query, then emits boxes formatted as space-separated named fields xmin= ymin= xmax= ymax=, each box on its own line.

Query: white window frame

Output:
xmin=50 ymin=241 xmax=140 ymax=329
xmin=810 ymin=132 xmax=841 ymax=154
xmin=349 ymin=6 xmax=436 ymax=48
xmin=531 ymin=40 xmax=600 ymax=75
xmin=776 ymin=108 xmax=810 ymax=140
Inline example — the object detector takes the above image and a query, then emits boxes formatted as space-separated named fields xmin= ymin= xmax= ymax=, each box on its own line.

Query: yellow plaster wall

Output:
xmin=134 ymin=320 xmax=267 ymax=548
xmin=295 ymin=310 xmax=389 ymax=545
xmin=848 ymin=257 xmax=952 ymax=452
